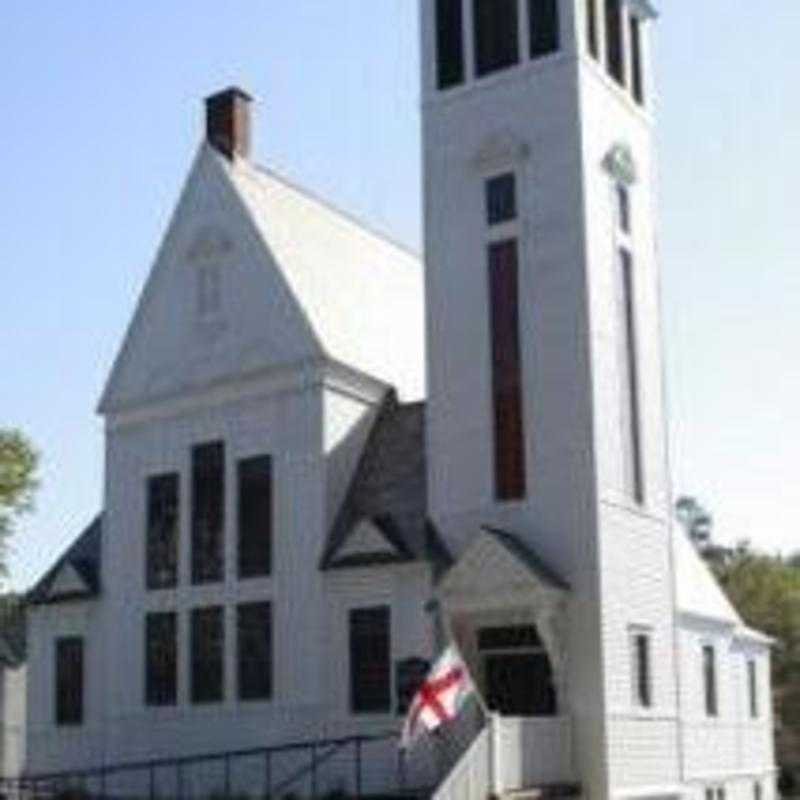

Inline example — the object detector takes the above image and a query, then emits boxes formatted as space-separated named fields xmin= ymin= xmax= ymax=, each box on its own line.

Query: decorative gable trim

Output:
xmin=603 ymin=143 xmax=638 ymax=186
xmin=45 ymin=562 xmax=92 ymax=601
xmin=335 ymin=519 xmax=401 ymax=561
xmin=472 ymin=130 xmax=531 ymax=174
xmin=324 ymin=516 xmax=415 ymax=571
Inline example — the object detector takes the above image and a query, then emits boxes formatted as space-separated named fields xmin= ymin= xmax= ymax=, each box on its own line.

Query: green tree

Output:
xmin=675 ymin=495 xmax=714 ymax=548
xmin=0 ymin=429 xmax=38 ymax=574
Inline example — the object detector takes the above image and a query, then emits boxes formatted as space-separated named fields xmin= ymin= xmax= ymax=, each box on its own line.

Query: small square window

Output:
xmin=486 ymin=174 xmax=517 ymax=226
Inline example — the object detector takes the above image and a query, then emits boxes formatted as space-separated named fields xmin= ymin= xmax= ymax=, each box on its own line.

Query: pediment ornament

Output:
xmin=186 ymin=225 xmax=235 ymax=264
xmin=603 ymin=142 xmax=637 ymax=185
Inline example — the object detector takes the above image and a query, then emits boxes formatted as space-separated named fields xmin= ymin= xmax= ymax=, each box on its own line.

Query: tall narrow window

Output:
xmin=436 ymin=0 xmax=465 ymax=89
xmin=748 ymin=659 xmax=759 ymax=718
xmin=238 ymin=602 xmax=273 ymax=701
xmin=605 ymin=0 xmax=625 ymax=86
xmin=528 ymin=0 xmax=560 ymax=59
xmin=146 ymin=473 xmax=179 ymax=590
xmin=145 ymin=612 xmax=178 ymax=707
xmin=754 ymin=783 xmax=763 ymax=800
xmin=192 ymin=442 xmax=225 ymax=585
xmin=56 ymin=637 xmax=84 ymax=726
xmin=616 ymin=184 xmax=631 ymax=234
xmin=586 ymin=0 xmax=599 ymax=59
xmin=619 ymin=249 xmax=644 ymax=505
xmin=350 ymin=607 xmax=391 ymax=714
xmin=703 ymin=645 xmax=718 ymax=717
xmin=630 ymin=15 xmax=645 ymax=105
xmin=238 ymin=455 xmax=273 ymax=579
xmin=191 ymin=607 xmax=224 ymax=704
xmin=631 ymin=630 xmax=653 ymax=708
xmin=489 ymin=240 xmax=527 ymax=502
xmin=474 ymin=0 xmax=519 ymax=78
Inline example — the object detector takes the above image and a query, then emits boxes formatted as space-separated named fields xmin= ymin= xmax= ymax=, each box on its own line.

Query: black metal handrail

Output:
xmin=0 ymin=730 xmax=410 ymax=800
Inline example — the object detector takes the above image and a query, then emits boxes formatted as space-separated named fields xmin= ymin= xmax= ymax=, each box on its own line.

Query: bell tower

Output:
xmin=421 ymin=1 xmax=679 ymax=797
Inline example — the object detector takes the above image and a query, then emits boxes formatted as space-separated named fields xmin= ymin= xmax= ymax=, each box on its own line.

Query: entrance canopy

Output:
xmin=436 ymin=527 xmax=570 ymax=716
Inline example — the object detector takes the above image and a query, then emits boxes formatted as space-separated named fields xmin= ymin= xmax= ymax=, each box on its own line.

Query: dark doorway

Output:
xmin=480 ymin=625 xmax=557 ymax=716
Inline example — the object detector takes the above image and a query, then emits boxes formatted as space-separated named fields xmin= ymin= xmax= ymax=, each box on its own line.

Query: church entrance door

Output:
xmin=479 ymin=625 xmax=557 ymax=717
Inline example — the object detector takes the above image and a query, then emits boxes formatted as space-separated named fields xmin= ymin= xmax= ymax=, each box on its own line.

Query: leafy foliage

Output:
xmin=0 ymin=429 xmax=38 ymax=572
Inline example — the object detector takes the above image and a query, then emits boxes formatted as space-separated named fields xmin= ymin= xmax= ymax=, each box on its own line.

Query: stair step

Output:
xmin=502 ymin=783 xmax=582 ymax=800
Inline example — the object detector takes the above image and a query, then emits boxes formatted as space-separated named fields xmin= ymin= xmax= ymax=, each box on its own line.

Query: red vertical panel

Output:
xmin=489 ymin=240 xmax=527 ymax=501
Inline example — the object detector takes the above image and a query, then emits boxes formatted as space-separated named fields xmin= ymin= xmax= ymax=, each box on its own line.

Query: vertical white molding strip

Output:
xmin=463 ymin=0 xmax=476 ymax=82
xmin=519 ymin=0 xmax=531 ymax=62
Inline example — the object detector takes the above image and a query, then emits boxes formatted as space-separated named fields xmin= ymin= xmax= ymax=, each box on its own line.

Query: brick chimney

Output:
xmin=205 ymin=87 xmax=253 ymax=160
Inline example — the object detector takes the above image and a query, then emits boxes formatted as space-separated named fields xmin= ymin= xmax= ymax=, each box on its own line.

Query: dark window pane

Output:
xmin=191 ymin=607 xmax=224 ymax=704
xmin=146 ymin=473 xmax=179 ymax=590
xmin=486 ymin=173 xmax=517 ymax=226
xmin=586 ymin=0 xmax=599 ymax=59
xmin=619 ymin=249 xmax=644 ymax=504
xmin=630 ymin=15 xmax=645 ymax=105
xmin=529 ymin=0 xmax=560 ymax=59
xmin=749 ymin=660 xmax=759 ymax=718
xmin=489 ymin=240 xmax=527 ymax=502
xmin=634 ymin=633 xmax=652 ymax=707
xmin=238 ymin=602 xmax=273 ymax=701
xmin=479 ymin=625 xmax=543 ymax=651
xmin=605 ymin=0 xmax=625 ymax=86
xmin=436 ymin=0 xmax=465 ymax=89
xmin=238 ymin=456 xmax=273 ymax=579
xmin=56 ymin=637 xmax=84 ymax=726
xmin=145 ymin=613 xmax=177 ymax=707
xmin=617 ymin=184 xmax=631 ymax=234
xmin=703 ymin=645 xmax=718 ymax=717
xmin=350 ymin=607 xmax=391 ymax=714
xmin=192 ymin=442 xmax=225 ymax=585
xmin=474 ymin=0 xmax=519 ymax=77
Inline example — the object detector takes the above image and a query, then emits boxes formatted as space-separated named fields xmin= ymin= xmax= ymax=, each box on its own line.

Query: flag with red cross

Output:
xmin=400 ymin=645 xmax=474 ymax=749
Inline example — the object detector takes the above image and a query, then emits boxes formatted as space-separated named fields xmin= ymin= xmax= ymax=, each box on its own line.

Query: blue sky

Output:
xmin=1 ymin=1 xmax=798 ymax=591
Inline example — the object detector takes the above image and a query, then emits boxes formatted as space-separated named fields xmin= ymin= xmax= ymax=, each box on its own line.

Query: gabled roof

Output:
xmin=321 ymin=394 xmax=452 ymax=574
xmin=438 ymin=527 xmax=569 ymax=603
xmin=27 ymin=515 xmax=102 ymax=606
xmin=673 ymin=529 xmax=741 ymax=625
xmin=482 ymin=527 xmax=570 ymax=591
xmin=100 ymin=144 xmax=425 ymax=415
xmin=223 ymin=155 xmax=426 ymax=401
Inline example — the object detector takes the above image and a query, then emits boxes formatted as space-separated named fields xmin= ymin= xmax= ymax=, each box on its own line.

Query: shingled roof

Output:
xmin=27 ymin=514 xmax=102 ymax=605
xmin=321 ymin=393 xmax=451 ymax=574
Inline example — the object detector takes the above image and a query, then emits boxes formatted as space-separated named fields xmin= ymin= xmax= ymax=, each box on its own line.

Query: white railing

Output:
xmin=431 ymin=726 xmax=492 ymax=800
xmin=498 ymin=716 xmax=573 ymax=791
xmin=430 ymin=715 xmax=573 ymax=800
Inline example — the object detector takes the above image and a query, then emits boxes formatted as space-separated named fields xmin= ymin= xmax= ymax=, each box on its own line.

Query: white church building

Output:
xmin=10 ymin=2 xmax=777 ymax=799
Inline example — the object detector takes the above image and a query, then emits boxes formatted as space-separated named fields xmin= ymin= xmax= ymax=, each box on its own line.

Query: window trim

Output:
xmin=237 ymin=454 xmax=274 ymax=580
xmin=237 ymin=601 xmax=274 ymax=702
xmin=703 ymin=644 xmax=719 ymax=718
xmin=630 ymin=626 xmax=653 ymax=709
xmin=145 ymin=611 xmax=178 ymax=708
xmin=349 ymin=605 xmax=392 ymax=715
xmin=748 ymin=658 xmax=759 ymax=719
xmin=55 ymin=636 xmax=84 ymax=727
xmin=190 ymin=606 xmax=225 ymax=705
xmin=191 ymin=441 xmax=226 ymax=586
xmin=145 ymin=472 xmax=180 ymax=592
xmin=473 ymin=0 xmax=521 ymax=79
